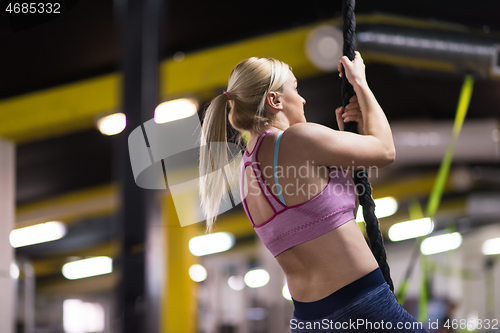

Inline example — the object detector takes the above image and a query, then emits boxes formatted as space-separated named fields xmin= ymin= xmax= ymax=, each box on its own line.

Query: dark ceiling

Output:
xmin=3 ymin=0 xmax=500 ymax=99
xmin=3 ymin=0 xmax=500 ymax=206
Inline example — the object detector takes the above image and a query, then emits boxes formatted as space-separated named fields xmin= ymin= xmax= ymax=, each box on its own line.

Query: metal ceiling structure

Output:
xmin=2 ymin=0 xmax=500 ymax=100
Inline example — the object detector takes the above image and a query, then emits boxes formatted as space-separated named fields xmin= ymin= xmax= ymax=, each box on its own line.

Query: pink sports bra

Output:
xmin=239 ymin=129 xmax=357 ymax=257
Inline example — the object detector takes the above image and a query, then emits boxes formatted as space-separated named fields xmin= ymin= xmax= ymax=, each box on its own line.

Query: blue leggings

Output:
xmin=290 ymin=268 xmax=430 ymax=332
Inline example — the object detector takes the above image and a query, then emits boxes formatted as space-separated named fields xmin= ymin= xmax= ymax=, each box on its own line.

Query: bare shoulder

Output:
xmin=282 ymin=122 xmax=340 ymax=153
xmin=280 ymin=122 xmax=340 ymax=166
xmin=283 ymin=122 xmax=335 ymax=143
xmin=282 ymin=122 xmax=394 ymax=169
xmin=285 ymin=122 xmax=331 ymax=134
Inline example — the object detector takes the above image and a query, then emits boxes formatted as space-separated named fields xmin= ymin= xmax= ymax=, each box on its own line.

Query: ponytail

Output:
xmin=199 ymin=93 xmax=231 ymax=233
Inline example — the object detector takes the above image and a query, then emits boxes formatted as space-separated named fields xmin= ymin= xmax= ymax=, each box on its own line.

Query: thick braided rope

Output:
xmin=341 ymin=0 xmax=394 ymax=292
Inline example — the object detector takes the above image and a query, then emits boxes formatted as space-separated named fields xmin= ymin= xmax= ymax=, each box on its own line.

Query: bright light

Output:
xmin=244 ymin=269 xmax=270 ymax=288
xmin=189 ymin=232 xmax=235 ymax=256
xmin=63 ymin=299 xmax=105 ymax=333
xmin=467 ymin=311 xmax=479 ymax=331
xmin=173 ymin=52 xmax=185 ymax=62
xmin=189 ymin=264 xmax=207 ymax=282
xmin=388 ymin=218 xmax=434 ymax=242
xmin=154 ymin=98 xmax=198 ymax=124
xmin=62 ymin=257 xmax=112 ymax=280
xmin=10 ymin=221 xmax=66 ymax=248
xmin=420 ymin=232 xmax=462 ymax=255
xmin=356 ymin=197 xmax=398 ymax=222
xmin=282 ymin=283 xmax=292 ymax=300
xmin=97 ymin=113 xmax=126 ymax=135
xmin=228 ymin=275 xmax=245 ymax=290
xmin=482 ymin=237 xmax=500 ymax=255
xmin=10 ymin=262 xmax=19 ymax=279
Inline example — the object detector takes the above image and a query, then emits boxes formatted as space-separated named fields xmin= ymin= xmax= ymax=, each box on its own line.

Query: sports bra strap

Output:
xmin=240 ymin=130 xmax=286 ymax=225
xmin=273 ymin=131 xmax=286 ymax=205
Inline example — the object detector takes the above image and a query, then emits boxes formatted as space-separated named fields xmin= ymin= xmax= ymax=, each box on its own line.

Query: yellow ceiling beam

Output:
xmin=16 ymin=183 xmax=119 ymax=229
xmin=365 ymin=52 xmax=456 ymax=73
xmin=37 ymin=270 xmax=119 ymax=294
xmin=0 ymin=74 xmax=120 ymax=143
xmin=0 ymin=22 xmax=325 ymax=144
xmin=372 ymin=171 xmax=453 ymax=202
xmin=0 ymin=14 xmax=476 ymax=144
xmin=31 ymin=241 xmax=119 ymax=277
xmin=160 ymin=24 xmax=323 ymax=101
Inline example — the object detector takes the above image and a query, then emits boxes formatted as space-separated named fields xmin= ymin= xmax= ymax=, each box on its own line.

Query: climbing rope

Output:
xmin=341 ymin=0 xmax=395 ymax=292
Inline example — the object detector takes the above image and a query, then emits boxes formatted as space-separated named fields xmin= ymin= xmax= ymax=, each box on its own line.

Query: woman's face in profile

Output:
xmin=280 ymin=70 xmax=307 ymax=125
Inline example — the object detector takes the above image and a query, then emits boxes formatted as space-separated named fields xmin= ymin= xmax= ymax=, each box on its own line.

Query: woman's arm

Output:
xmin=339 ymin=51 xmax=395 ymax=159
xmin=284 ymin=51 xmax=395 ymax=169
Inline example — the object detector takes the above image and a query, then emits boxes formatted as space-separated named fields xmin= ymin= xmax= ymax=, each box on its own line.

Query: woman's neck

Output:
xmin=249 ymin=124 xmax=285 ymax=138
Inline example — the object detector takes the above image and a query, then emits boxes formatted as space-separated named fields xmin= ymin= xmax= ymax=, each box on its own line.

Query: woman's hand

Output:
xmin=338 ymin=51 xmax=366 ymax=88
xmin=335 ymin=95 xmax=365 ymax=135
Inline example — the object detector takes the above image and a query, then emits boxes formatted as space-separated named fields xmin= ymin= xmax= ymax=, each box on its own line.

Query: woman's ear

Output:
xmin=266 ymin=91 xmax=283 ymax=110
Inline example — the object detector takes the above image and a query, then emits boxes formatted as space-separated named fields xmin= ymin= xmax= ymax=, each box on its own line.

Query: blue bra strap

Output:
xmin=273 ymin=131 xmax=286 ymax=205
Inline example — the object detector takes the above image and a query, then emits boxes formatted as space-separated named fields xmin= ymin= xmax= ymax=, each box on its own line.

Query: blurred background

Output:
xmin=1 ymin=0 xmax=500 ymax=332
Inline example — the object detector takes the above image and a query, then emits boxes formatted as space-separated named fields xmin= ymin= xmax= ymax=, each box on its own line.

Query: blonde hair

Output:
xmin=199 ymin=57 xmax=290 ymax=232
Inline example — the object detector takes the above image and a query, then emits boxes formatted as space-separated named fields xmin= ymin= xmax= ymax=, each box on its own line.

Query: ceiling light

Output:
xmin=244 ymin=269 xmax=270 ymax=288
xmin=10 ymin=262 xmax=19 ymax=279
xmin=154 ymin=98 xmax=198 ymax=124
xmin=305 ymin=26 xmax=343 ymax=71
xmin=282 ymin=283 xmax=292 ymax=300
xmin=10 ymin=221 xmax=66 ymax=248
xmin=482 ymin=237 xmax=500 ymax=255
xmin=420 ymin=232 xmax=462 ymax=255
xmin=63 ymin=299 xmax=105 ymax=333
xmin=189 ymin=264 xmax=207 ymax=282
xmin=189 ymin=232 xmax=235 ymax=256
xmin=97 ymin=113 xmax=126 ymax=135
xmin=228 ymin=275 xmax=245 ymax=290
xmin=356 ymin=197 xmax=398 ymax=222
xmin=62 ymin=256 xmax=112 ymax=280
xmin=388 ymin=218 xmax=434 ymax=242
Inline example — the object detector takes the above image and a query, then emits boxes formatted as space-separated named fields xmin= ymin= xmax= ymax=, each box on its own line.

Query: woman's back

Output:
xmin=242 ymin=128 xmax=379 ymax=302
xmin=200 ymin=54 xmax=428 ymax=332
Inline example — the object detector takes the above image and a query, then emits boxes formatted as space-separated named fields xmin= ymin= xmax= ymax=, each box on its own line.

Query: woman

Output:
xmin=199 ymin=52 xmax=429 ymax=332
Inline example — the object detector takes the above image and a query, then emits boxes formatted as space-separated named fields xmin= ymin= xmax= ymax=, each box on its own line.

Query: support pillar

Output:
xmin=161 ymin=192 xmax=198 ymax=333
xmin=113 ymin=0 xmax=166 ymax=332
xmin=0 ymin=139 xmax=15 ymax=333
